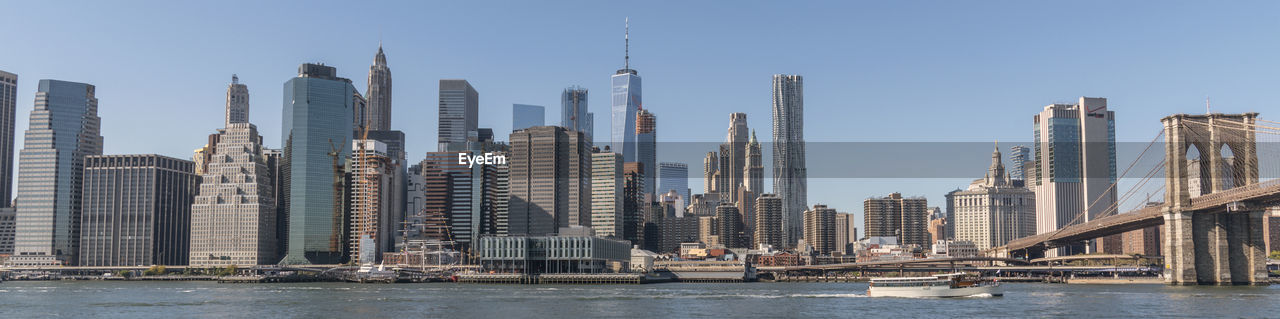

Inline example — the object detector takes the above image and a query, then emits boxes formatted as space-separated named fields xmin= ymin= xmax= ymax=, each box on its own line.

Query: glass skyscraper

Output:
xmin=9 ymin=80 xmax=103 ymax=266
xmin=438 ymin=79 xmax=478 ymax=152
xmin=512 ymin=104 xmax=544 ymax=132
xmin=657 ymin=162 xmax=690 ymax=207
xmin=561 ymin=86 xmax=589 ymax=134
xmin=279 ymin=63 xmax=355 ymax=265
xmin=771 ymin=74 xmax=807 ymax=248
xmin=1032 ymin=97 xmax=1116 ymax=256
xmin=611 ymin=20 xmax=641 ymax=162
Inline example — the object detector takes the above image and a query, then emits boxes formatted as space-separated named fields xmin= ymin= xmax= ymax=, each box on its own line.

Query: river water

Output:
xmin=2 ymin=281 xmax=1278 ymax=318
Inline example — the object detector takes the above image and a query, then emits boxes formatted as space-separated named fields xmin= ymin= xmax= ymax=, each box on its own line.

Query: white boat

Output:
xmin=868 ymin=273 xmax=1002 ymax=298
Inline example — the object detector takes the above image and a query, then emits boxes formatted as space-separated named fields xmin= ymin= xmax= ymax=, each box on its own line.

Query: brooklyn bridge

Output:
xmin=993 ymin=112 xmax=1279 ymax=285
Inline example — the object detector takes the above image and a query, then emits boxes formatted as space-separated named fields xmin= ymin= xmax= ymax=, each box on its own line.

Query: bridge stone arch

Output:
xmin=1160 ymin=113 xmax=1266 ymax=285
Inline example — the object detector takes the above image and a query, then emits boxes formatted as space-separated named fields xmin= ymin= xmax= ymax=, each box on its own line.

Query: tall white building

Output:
xmin=772 ymin=74 xmax=808 ymax=248
xmin=348 ymin=140 xmax=394 ymax=264
xmin=950 ymin=145 xmax=1036 ymax=250
xmin=592 ymin=150 xmax=624 ymax=237
xmin=189 ymin=78 xmax=277 ymax=267
xmin=1031 ymin=97 xmax=1116 ymax=256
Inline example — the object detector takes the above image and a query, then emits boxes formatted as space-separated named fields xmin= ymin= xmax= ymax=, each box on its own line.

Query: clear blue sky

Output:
xmin=2 ymin=1 xmax=1278 ymax=228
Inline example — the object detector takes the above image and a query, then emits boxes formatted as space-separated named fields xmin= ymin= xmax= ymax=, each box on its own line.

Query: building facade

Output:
xmin=561 ymin=86 xmax=589 ymax=136
xmin=11 ymin=80 xmax=103 ymax=266
xmin=419 ymin=150 xmax=502 ymax=251
xmin=0 ymin=71 xmax=17 ymax=207
xmin=863 ymin=193 xmax=930 ymax=247
xmin=1008 ymin=145 xmax=1031 ymax=186
xmin=611 ymin=21 xmax=642 ymax=162
xmin=80 ymin=155 xmax=196 ymax=267
xmin=348 ymin=140 xmax=395 ymax=263
xmin=591 ymin=150 xmax=624 ymax=237
xmin=753 ymin=194 xmax=783 ymax=249
xmin=189 ymin=123 xmax=277 ymax=267
xmin=657 ymin=162 xmax=689 ymax=207
xmin=950 ymin=145 xmax=1036 ymax=250
xmin=804 ymin=205 xmax=837 ymax=255
xmin=771 ymin=74 xmax=808 ymax=248
xmin=1032 ymin=97 xmax=1117 ymax=256
xmin=636 ymin=109 xmax=656 ymax=197
xmin=512 ymin=104 xmax=544 ymax=132
xmin=365 ymin=45 xmax=392 ymax=131
xmin=439 ymin=79 xmax=479 ymax=151
xmin=507 ymin=126 xmax=591 ymax=236
xmin=280 ymin=63 xmax=355 ymax=265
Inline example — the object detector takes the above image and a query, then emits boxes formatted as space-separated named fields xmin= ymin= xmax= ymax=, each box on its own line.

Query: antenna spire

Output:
xmin=624 ymin=18 xmax=630 ymax=70
xmin=1205 ymin=97 xmax=1211 ymax=114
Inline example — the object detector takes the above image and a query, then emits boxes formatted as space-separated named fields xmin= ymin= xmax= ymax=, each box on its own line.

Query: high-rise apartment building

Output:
xmin=657 ymin=162 xmax=689 ymax=207
xmin=611 ymin=20 xmax=642 ymax=162
xmin=804 ymin=204 xmax=837 ymax=255
xmin=636 ymin=109 xmax=656 ymax=196
xmin=365 ymin=44 xmax=392 ymax=131
xmin=950 ymin=145 xmax=1036 ymax=250
xmin=622 ymin=162 xmax=646 ymax=245
xmin=439 ymin=79 xmax=479 ymax=152
xmin=772 ymin=74 xmax=808 ymax=248
xmin=591 ymin=150 xmax=624 ymax=237
xmin=348 ymin=140 xmax=395 ymax=263
xmin=754 ymin=194 xmax=783 ymax=249
xmin=561 ymin=86 xmax=589 ymax=135
xmin=1032 ymin=97 xmax=1117 ymax=256
xmin=508 ymin=126 xmax=591 ymax=236
xmin=512 ymin=104 xmax=545 ymax=132
xmin=0 ymin=71 xmax=17 ymax=207
xmin=863 ymin=193 xmax=930 ymax=247
xmin=280 ymin=63 xmax=355 ymax=265
xmin=835 ymin=213 xmax=855 ymax=254
xmin=80 ymin=155 xmax=196 ymax=267
xmin=10 ymin=80 xmax=103 ymax=266
xmin=715 ymin=204 xmax=745 ymax=248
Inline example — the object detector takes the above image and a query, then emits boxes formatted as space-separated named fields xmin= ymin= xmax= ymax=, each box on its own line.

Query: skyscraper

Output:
xmin=717 ymin=113 xmax=749 ymax=204
xmin=657 ymin=162 xmax=689 ymax=207
xmin=703 ymin=152 xmax=718 ymax=194
xmin=365 ymin=44 xmax=392 ymax=131
xmin=592 ymin=149 xmax=624 ymax=237
xmin=804 ymin=204 xmax=837 ymax=255
xmin=1032 ymin=97 xmax=1117 ymax=256
xmin=10 ymin=80 xmax=103 ymax=266
xmin=189 ymin=124 xmax=277 ymax=267
xmin=280 ymin=63 xmax=355 ymax=265
xmin=950 ymin=145 xmax=1036 ymax=250
xmin=420 ymin=150 xmax=502 ymax=250
xmin=225 ymin=75 xmax=249 ymax=127
xmin=622 ymin=162 xmax=646 ymax=245
xmin=508 ymin=126 xmax=591 ymax=236
xmin=512 ymin=104 xmax=545 ymax=132
xmin=0 ymin=71 xmax=15 ymax=207
xmin=772 ymin=74 xmax=807 ymax=248
xmin=80 ymin=155 xmax=196 ymax=267
xmin=754 ymin=194 xmax=783 ymax=249
xmin=715 ymin=204 xmax=745 ymax=248
xmin=864 ymin=193 xmax=930 ymax=247
xmin=439 ymin=79 xmax=478 ymax=152
xmin=835 ymin=213 xmax=856 ymax=254
xmin=561 ymin=86 xmax=589 ymax=134
xmin=348 ymin=140 xmax=394 ymax=263
xmin=611 ymin=19 xmax=642 ymax=162
xmin=1008 ymin=145 xmax=1031 ymax=186
xmin=636 ymin=109 xmax=657 ymax=196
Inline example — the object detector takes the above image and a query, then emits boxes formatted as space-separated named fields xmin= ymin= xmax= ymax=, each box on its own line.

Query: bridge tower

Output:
xmin=1161 ymin=113 xmax=1268 ymax=285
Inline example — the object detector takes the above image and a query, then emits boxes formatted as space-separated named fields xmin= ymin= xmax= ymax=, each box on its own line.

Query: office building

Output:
xmin=1008 ymin=145 xmax=1031 ymax=186
xmin=0 ymin=71 xmax=15 ymax=208
xmin=476 ymin=236 xmax=631 ymax=274
xmin=835 ymin=213 xmax=855 ymax=254
xmin=657 ymin=162 xmax=689 ymax=207
xmin=716 ymin=113 xmax=749 ymax=204
xmin=591 ymin=150 xmax=624 ymax=237
xmin=365 ymin=44 xmax=392 ymax=131
xmin=420 ymin=150 xmax=502 ymax=250
xmin=863 ymin=193 xmax=930 ymax=247
xmin=512 ymin=104 xmax=545 ymax=132
xmin=1032 ymin=97 xmax=1117 ymax=256
xmin=950 ymin=145 xmax=1036 ymax=250
xmin=225 ymin=75 xmax=249 ymax=127
xmin=348 ymin=140 xmax=395 ymax=263
xmin=716 ymin=204 xmax=745 ymax=248
xmin=754 ymin=194 xmax=783 ymax=249
xmin=10 ymin=80 xmax=103 ymax=266
xmin=804 ymin=205 xmax=837 ymax=255
xmin=279 ymin=63 xmax=355 ymax=265
xmin=0 ymin=208 xmax=13 ymax=256
xmin=772 ymin=74 xmax=808 ymax=248
xmin=622 ymin=162 xmax=646 ymax=245
xmin=80 ymin=155 xmax=196 ymax=267
xmin=508 ymin=126 xmax=591 ymax=236
xmin=636 ymin=109 xmax=657 ymax=197
xmin=703 ymin=152 xmax=718 ymax=194
xmin=611 ymin=20 xmax=642 ymax=162
xmin=561 ymin=86 xmax=589 ymax=134
xmin=439 ymin=79 xmax=479 ymax=151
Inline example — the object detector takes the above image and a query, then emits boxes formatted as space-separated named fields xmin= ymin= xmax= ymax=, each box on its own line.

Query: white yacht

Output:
xmin=868 ymin=273 xmax=1003 ymax=298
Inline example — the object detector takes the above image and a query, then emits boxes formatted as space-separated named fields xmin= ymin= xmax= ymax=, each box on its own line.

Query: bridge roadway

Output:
xmin=756 ymin=257 xmax=1029 ymax=272
xmin=1000 ymin=179 xmax=1280 ymax=252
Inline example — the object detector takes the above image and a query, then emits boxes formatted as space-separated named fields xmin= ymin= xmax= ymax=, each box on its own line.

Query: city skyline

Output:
xmin=2 ymin=1 xmax=1279 ymax=229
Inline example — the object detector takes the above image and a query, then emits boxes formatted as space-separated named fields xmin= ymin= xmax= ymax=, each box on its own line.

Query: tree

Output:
xmin=1269 ymin=251 xmax=1280 ymax=260
xmin=143 ymin=265 xmax=168 ymax=276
